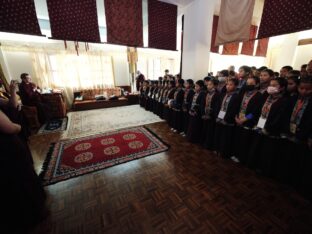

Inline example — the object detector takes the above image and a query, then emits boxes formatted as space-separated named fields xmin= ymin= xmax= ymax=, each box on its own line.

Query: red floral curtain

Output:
xmin=104 ymin=0 xmax=143 ymax=47
xmin=258 ymin=0 xmax=312 ymax=39
xmin=0 ymin=0 xmax=42 ymax=36
xmin=210 ymin=15 xmax=219 ymax=53
xmin=47 ymin=0 xmax=100 ymax=42
xmin=222 ymin=42 xmax=239 ymax=55
xmin=148 ymin=0 xmax=177 ymax=51
xmin=241 ymin=25 xmax=258 ymax=56
xmin=255 ymin=38 xmax=269 ymax=57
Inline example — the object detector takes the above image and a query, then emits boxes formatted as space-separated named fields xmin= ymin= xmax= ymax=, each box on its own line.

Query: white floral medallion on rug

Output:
xmin=63 ymin=105 xmax=163 ymax=139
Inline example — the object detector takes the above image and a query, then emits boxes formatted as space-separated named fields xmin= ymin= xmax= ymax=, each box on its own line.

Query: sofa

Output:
xmin=72 ymin=87 xmax=137 ymax=111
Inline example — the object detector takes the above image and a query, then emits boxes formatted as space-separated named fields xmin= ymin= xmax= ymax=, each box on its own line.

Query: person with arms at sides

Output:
xmin=0 ymin=95 xmax=47 ymax=232
xmin=237 ymin=65 xmax=252 ymax=93
xmin=232 ymin=76 xmax=263 ymax=164
xmin=214 ymin=78 xmax=241 ymax=158
xmin=155 ymin=81 xmax=165 ymax=116
xmin=259 ymin=69 xmax=274 ymax=99
xmin=170 ymin=79 xmax=185 ymax=133
xmin=201 ymin=78 xmax=221 ymax=150
xmin=158 ymin=81 xmax=169 ymax=118
xmin=153 ymin=80 xmax=163 ymax=114
xmin=278 ymin=76 xmax=312 ymax=199
xmin=140 ymin=80 xmax=149 ymax=108
xmin=286 ymin=73 xmax=300 ymax=97
xmin=135 ymin=70 xmax=145 ymax=92
xmin=300 ymin=64 xmax=308 ymax=78
xmin=186 ymin=80 xmax=206 ymax=143
xmin=139 ymin=81 xmax=144 ymax=107
xmin=247 ymin=78 xmax=289 ymax=176
xmin=180 ymin=79 xmax=195 ymax=137
xmin=145 ymin=81 xmax=155 ymax=111
xmin=163 ymin=80 xmax=176 ymax=123
xmin=279 ymin=65 xmax=293 ymax=78
xmin=217 ymin=70 xmax=229 ymax=94
xmin=148 ymin=80 xmax=159 ymax=112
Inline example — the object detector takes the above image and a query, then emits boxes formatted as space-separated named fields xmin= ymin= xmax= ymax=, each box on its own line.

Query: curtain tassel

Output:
xmin=64 ymin=40 xmax=67 ymax=50
xmin=75 ymin=41 xmax=79 ymax=56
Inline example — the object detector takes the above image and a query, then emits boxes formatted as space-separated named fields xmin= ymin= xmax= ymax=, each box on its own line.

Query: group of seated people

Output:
xmin=139 ymin=60 xmax=312 ymax=200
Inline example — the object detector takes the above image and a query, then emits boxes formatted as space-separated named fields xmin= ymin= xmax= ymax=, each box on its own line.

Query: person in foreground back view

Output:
xmin=0 ymin=82 xmax=47 ymax=232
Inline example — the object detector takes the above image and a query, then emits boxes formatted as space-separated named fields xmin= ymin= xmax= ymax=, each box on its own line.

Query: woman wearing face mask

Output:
xmin=259 ymin=69 xmax=274 ymax=99
xmin=186 ymin=80 xmax=206 ymax=143
xmin=247 ymin=77 xmax=289 ymax=176
xmin=217 ymin=70 xmax=228 ymax=94
xmin=232 ymin=76 xmax=263 ymax=164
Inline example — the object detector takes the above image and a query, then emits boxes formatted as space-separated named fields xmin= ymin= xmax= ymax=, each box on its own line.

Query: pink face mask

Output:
xmin=267 ymin=86 xmax=279 ymax=94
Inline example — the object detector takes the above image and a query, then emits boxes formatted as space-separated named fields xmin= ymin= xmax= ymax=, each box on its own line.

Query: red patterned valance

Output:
xmin=210 ymin=15 xmax=219 ymax=53
xmin=222 ymin=42 xmax=239 ymax=55
xmin=104 ymin=0 xmax=143 ymax=47
xmin=241 ymin=25 xmax=258 ymax=56
xmin=255 ymin=38 xmax=269 ymax=57
xmin=258 ymin=0 xmax=312 ymax=39
xmin=148 ymin=0 xmax=177 ymax=51
xmin=0 ymin=0 xmax=42 ymax=36
xmin=47 ymin=0 xmax=100 ymax=43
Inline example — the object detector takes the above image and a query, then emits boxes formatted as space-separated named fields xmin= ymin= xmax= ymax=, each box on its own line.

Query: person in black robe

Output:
xmin=180 ymin=79 xmax=195 ymax=137
xmin=163 ymin=81 xmax=176 ymax=123
xmin=139 ymin=81 xmax=145 ymax=107
xmin=201 ymin=78 xmax=221 ymax=150
xmin=153 ymin=80 xmax=163 ymax=114
xmin=135 ymin=71 xmax=145 ymax=92
xmin=259 ymin=69 xmax=274 ymax=100
xmin=150 ymin=81 xmax=159 ymax=112
xmin=237 ymin=66 xmax=252 ymax=93
xmin=158 ymin=81 xmax=169 ymax=119
xmin=216 ymin=70 xmax=228 ymax=94
xmin=277 ymin=76 xmax=312 ymax=199
xmin=0 ymin=105 xmax=47 ymax=232
xmin=186 ymin=80 xmax=206 ymax=143
xmin=145 ymin=81 xmax=155 ymax=111
xmin=233 ymin=76 xmax=263 ymax=164
xmin=246 ymin=78 xmax=289 ymax=176
xmin=286 ymin=74 xmax=299 ymax=97
xmin=170 ymin=79 xmax=185 ymax=132
xmin=214 ymin=78 xmax=241 ymax=158
xmin=141 ymin=80 xmax=150 ymax=109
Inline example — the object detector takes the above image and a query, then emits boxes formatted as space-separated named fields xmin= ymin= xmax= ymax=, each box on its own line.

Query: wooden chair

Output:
xmin=21 ymin=105 xmax=41 ymax=129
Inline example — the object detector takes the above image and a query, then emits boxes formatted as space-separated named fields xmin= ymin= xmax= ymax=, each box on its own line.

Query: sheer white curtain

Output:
xmin=46 ymin=50 xmax=114 ymax=105
xmin=1 ymin=44 xmax=115 ymax=106
xmin=138 ymin=56 xmax=178 ymax=80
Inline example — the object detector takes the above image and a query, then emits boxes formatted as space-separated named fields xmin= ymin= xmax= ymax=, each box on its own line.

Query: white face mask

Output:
xmin=218 ymin=76 xmax=226 ymax=82
xmin=267 ymin=86 xmax=279 ymax=94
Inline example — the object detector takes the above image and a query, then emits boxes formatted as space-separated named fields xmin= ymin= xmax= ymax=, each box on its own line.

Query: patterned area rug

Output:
xmin=64 ymin=105 xmax=163 ymax=139
xmin=37 ymin=118 xmax=68 ymax=135
xmin=40 ymin=126 xmax=169 ymax=185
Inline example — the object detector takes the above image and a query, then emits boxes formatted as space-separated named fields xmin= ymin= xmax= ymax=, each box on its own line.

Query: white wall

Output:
xmin=181 ymin=0 xmax=217 ymax=80
xmin=2 ymin=51 xmax=35 ymax=82
xmin=265 ymin=30 xmax=312 ymax=71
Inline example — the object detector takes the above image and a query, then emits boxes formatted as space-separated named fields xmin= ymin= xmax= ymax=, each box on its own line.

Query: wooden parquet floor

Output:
xmin=30 ymin=122 xmax=312 ymax=234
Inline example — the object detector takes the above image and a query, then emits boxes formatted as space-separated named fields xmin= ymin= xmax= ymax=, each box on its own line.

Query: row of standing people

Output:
xmin=139 ymin=73 xmax=312 ymax=200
